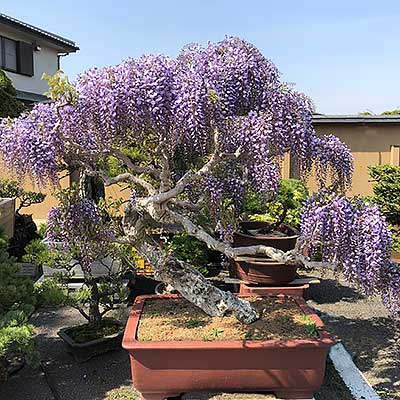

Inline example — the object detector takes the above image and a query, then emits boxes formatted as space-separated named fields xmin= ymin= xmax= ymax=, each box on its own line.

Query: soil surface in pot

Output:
xmin=137 ymin=297 xmax=319 ymax=342
xmin=66 ymin=319 xmax=122 ymax=343
xmin=239 ymin=222 xmax=297 ymax=237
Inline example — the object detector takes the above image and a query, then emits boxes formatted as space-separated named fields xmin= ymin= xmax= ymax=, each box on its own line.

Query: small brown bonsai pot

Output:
xmin=123 ymin=294 xmax=334 ymax=400
xmin=58 ymin=318 xmax=124 ymax=362
xmin=230 ymin=255 xmax=298 ymax=285
xmin=233 ymin=221 xmax=299 ymax=251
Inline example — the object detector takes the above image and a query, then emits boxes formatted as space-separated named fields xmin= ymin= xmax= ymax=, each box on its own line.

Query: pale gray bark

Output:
xmin=82 ymin=129 xmax=303 ymax=324
xmin=135 ymin=241 xmax=259 ymax=324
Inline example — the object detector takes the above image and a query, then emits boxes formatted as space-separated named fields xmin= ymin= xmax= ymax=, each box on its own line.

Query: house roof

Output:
xmin=312 ymin=114 xmax=400 ymax=124
xmin=0 ymin=13 xmax=79 ymax=53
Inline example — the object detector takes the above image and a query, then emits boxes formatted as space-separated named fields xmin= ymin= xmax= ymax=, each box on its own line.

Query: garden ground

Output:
xmin=0 ymin=269 xmax=397 ymax=400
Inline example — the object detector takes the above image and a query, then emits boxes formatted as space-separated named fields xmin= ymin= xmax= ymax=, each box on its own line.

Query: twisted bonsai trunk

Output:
xmin=87 ymin=279 xmax=102 ymax=328
xmin=135 ymin=241 xmax=260 ymax=324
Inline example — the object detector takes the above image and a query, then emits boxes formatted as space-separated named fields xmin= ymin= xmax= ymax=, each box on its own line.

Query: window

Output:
xmin=3 ymin=38 xmax=17 ymax=71
xmin=0 ymin=36 xmax=34 ymax=76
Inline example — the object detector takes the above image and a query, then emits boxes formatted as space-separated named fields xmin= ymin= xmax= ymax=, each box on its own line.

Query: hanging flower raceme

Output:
xmin=311 ymin=135 xmax=353 ymax=191
xmin=300 ymin=193 xmax=399 ymax=316
xmin=0 ymin=103 xmax=63 ymax=186
xmin=47 ymin=196 xmax=115 ymax=267
xmin=0 ymin=37 xmax=352 ymax=206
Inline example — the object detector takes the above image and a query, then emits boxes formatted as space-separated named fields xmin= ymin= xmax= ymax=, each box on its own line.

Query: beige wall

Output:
xmin=312 ymin=123 xmax=400 ymax=196
xmin=0 ymin=169 xmax=130 ymax=224
xmin=3 ymin=122 xmax=400 ymax=222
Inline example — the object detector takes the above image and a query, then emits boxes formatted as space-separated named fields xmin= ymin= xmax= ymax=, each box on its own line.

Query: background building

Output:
xmin=292 ymin=115 xmax=400 ymax=195
xmin=0 ymin=13 xmax=78 ymax=103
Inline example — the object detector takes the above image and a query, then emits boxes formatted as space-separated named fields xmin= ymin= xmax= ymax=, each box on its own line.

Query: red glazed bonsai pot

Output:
xmin=233 ymin=221 xmax=299 ymax=252
xmin=122 ymin=294 xmax=334 ymax=400
xmin=230 ymin=256 xmax=298 ymax=284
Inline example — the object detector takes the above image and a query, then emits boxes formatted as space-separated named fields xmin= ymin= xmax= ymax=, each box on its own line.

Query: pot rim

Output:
xmin=122 ymin=294 xmax=334 ymax=350
xmin=234 ymin=232 xmax=300 ymax=241
xmin=233 ymin=256 xmax=297 ymax=265
xmin=238 ymin=220 xmax=300 ymax=240
xmin=235 ymin=222 xmax=300 ymax=240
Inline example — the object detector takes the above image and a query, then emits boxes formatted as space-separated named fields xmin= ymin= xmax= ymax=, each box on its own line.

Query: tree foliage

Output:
xmin=0 ymin=37 xmax=398 ymax=320
xmin=0 ymin=178 xmax=46 ymax=214
xmin=242 ymin=179 xmax=308 ymax=229
xmin=0 ymin=69 xmax=25 ymax=118
xmin=369 ymin=165 xmax=400 ymax=252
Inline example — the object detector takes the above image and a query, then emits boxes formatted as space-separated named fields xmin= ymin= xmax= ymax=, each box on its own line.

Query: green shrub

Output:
xmin=242 ymin=179 xmax=308 ymax=229
xmin=368 ymin=165 xmax=400 ymax=224
xmin=22 ymin=238 xmax=50 ymax=265
xmin=368 ymin=165 xmax=400 ymax=251
xmin=0 ymin=309 xmax=38 ymax=381
xmin=0 ymin=232 xmax=37 ymax=380
xmin=165 ymin=233 xmax=211 ymax=275
xmin=0 ymin=249 xmax=36 ymax=315
xmin=0 ymin=69 xmax=25 ymax=118
xmin=34 ymin=279 xmax=67 ymax=308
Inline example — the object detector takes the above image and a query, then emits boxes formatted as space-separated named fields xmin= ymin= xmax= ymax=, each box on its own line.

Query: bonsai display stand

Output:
xmin=224 ymin=276 xmax=320 ymax=298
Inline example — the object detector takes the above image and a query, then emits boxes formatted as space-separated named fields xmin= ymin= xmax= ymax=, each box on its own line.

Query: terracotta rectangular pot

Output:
xmin=123 ymin=294 xmax=334 ymax=400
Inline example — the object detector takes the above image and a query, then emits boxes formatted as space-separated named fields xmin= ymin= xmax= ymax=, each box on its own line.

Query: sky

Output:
xmin=1 ymin=0 xmax=400 ymax=114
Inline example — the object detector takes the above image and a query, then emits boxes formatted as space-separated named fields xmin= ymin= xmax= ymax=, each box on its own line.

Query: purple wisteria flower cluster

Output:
xmin=47 ymin=195 xmax=115 ymax=267
xmin=301 ymin=194 xmax=399 ymax=316
xmin=0 ymin=37 xmax=351 ymax=199
xmin=0 ymin=37 xmax=397 ymax=315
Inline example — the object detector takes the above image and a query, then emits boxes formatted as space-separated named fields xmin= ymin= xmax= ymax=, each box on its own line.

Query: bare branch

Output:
xmin=154 ymin=129 xmax=243 ymax=204
xmin=85 ymin=169 xmax=157 ymax=195
xmin=70 ymin=304 xmax=90 ymax=321
xmin=169 ymin=198 xmax=202 ymax=212
xmin=166 ymin=207 xmax=296 ymax=263
xmin=157 ymin=143 xmax=173 ymax=191
xmin=110 ymin=148 xmax=161 ymax=179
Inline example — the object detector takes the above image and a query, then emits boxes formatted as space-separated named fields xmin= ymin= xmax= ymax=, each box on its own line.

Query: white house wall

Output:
xmin=0 ymin=24 xmax=60 ymax=96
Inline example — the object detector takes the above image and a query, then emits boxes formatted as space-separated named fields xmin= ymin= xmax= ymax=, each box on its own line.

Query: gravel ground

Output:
xmin=305 ymin=267 xmax=400 ymax=400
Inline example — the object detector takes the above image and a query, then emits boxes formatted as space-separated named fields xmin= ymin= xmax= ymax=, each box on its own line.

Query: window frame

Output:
xmin=0 ymin=35 xmax=34 ymax=77
xmin=2 ymin=36 xmax=18 ymax=72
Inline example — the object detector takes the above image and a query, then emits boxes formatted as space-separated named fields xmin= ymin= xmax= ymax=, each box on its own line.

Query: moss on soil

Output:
xmin=137 ymin=297 xmax=320 ymax=342
xmin=67 ymin=319 xmax=122 ymax=343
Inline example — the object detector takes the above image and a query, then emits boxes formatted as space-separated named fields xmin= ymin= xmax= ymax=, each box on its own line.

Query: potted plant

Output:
xmin=123 ymin=294 xmax=333 ymax=400
xmin=230 ymin=179 xmax=308 ymax=285
xmin=42 ymin=187 xmax=133 ymax=362
xmin=233 ymin=179 xmax=308 ymax=250
xmin=1 ymin=38 xmax=398 ymax=398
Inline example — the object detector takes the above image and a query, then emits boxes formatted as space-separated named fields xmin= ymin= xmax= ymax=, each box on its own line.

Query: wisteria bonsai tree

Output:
xmin=1 ymin=38 xmax=399 ymax=323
